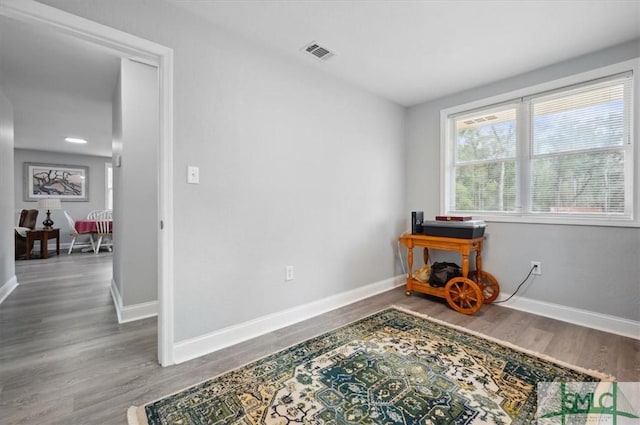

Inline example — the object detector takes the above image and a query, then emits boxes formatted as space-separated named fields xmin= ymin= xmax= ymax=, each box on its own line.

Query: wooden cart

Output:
xmin=398 ymin=233 xmax=500 ymax=314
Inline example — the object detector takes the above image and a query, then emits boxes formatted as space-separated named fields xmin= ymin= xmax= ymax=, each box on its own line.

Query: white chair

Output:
xmin=64 ymin=211 xmax=95 ymax=254
xmin=86 ymin=210 xmax=101 ymax=220
xmin=94 ymin=210 xmax=113 ymax=254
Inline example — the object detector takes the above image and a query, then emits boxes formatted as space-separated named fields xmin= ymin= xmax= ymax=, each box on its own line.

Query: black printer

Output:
xmin=419 ymin=220 xmax=486 ymax=239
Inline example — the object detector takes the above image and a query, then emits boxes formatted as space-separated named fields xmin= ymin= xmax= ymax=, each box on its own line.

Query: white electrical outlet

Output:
xmin=187 ymin=166 xmax=199 ymax=184
xmin=531 ymin=261 xmax=542 ymax=275
xmin=285 ymin=265 xmax=294 ymax=281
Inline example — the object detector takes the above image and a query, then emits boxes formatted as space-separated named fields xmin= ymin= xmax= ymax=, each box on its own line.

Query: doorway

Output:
xmin=0 ymin=0 xmax=174 ymax=366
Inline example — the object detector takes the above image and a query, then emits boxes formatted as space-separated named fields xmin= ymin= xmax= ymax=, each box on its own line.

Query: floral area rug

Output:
xmin=128 ymin=306 xmax=610 ymax=425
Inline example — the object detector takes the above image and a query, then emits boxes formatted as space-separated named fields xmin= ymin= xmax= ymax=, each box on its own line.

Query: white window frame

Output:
xmin=105 ymin=162 xmax=113 ymax=210
xmin=440 ymin=59 xmax=639 ymax=227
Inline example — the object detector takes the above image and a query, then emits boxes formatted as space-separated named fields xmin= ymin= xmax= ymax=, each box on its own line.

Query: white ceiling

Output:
xmin=0 ymin=16 xmax=120 ymax=157
xmin=1 ymin=1 xmax=639 ymax=156
xmin=172 ymin=0 xmax=640 ymax=106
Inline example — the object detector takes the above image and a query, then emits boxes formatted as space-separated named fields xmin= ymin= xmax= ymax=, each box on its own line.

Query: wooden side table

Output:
xmin=25 ymin=228 xmax=60 ymax=259
xmin=398 ymin=233 xmax=500 ymax=314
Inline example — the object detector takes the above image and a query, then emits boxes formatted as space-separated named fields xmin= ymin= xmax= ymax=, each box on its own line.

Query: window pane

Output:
xmin=106 ymin=164 xmax=113 ymax=210
xmin=455 ymin=108 xmax=517 ymax=162
xmin=531 ymin=151 xmax=625 ymax=214
xmin=455 ymin=161 xmax=517 ymax=212
xmin=532 ymin=82 xmax=627 ymax=155
xmin=107 ymin=165 xmax=113 ymax=188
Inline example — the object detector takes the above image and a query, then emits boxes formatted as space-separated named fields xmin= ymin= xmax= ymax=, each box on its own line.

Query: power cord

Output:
xmin=396 ymin=235 xmax=537 ymax=303
xmin=396 ymin=240 xmax=407 ymax=276
xmin=493 ymin=264 xmax=537 ymax=304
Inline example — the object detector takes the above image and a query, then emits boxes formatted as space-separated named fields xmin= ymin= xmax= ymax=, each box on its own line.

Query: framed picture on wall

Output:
xmin=23 ymin=162 xmax=89 ymax=202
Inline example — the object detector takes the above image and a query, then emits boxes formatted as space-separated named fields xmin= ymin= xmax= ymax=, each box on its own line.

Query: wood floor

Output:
xmin=1 ymin=253 xmax=638 ymax=424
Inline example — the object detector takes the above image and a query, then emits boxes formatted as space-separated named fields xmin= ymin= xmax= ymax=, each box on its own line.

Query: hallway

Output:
xmin=0 ymin=253 xmax=156 ymax=424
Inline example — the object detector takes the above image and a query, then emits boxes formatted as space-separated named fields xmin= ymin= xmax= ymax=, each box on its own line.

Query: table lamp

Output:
xmin=37 ymin=198 xmax=62 ymax=229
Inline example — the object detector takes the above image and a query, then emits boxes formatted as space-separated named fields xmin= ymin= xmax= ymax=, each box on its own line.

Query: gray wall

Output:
xmin=37 ymin=0 xmax=406 ymax=341
xmin=13 ymin=148 xmax=111 ymax=245
xmin=406 ymin=40 xmax=640 ymax=321
xmin=112 ymin=58 xmax=158 ymax=306
xmin=0 ymin=90 xmax=15 ymax=291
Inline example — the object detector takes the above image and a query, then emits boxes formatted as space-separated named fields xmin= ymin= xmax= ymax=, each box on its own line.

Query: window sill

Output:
xmin=446 ymin=213 xmax=640 ymax=228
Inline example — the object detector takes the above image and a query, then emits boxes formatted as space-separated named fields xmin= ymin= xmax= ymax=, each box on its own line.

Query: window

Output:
xmin=529 ymin=80 xmax=629 ymax=215
xmin=442 ymin=64 xmax=636 ymax=226
xmin=105 ymin=163 xmax=113 ymax=210
xmin=452 ymin=104 xmax=518 ymax=212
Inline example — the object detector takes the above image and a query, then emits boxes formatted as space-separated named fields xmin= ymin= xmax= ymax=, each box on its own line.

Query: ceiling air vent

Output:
xmin=303 ymin=41 xmax=335 ymax=62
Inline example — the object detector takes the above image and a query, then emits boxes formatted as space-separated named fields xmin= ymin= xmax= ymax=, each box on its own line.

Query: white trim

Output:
xmin=0 ymin=1 xmax=166 ymax=61
xmin=0 ymin=276 xmax=19 ymax=304
xmin=496 ymin=292 xmax=640 ymax=340
xmin=110 ymin=279 xmax=158 ymax=324
xmin=120 ymin=301 xmax=158 ymax=323
xmin=157 ymin=48 xmax=175 ymax=366
xmin=173 ymin=276 xmax=406 ymax=364
xmin=1 ymin=0 xmax=176 ymax=366
xmin=441 ymin=59 xmax=639 ymax=128
xmin=110 ymin=279 xmax=124 ymax=321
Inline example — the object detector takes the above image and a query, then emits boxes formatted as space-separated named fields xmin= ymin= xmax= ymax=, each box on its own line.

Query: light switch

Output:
xmin=187 ymin=166 xmax=199 ymax=184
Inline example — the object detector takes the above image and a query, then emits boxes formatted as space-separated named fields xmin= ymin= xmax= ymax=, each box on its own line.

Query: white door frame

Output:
xmin=1 ymin=0 xmax=175 ymax=366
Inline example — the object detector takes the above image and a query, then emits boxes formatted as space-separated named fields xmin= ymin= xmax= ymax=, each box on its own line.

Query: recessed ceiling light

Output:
xmin=65 ymin=137 xmax=88 ymax=144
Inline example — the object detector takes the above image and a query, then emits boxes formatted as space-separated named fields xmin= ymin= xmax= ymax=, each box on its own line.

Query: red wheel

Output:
xmin=472 ymin=270 xmax=500 ymax=304
xmin=445 ymin=277 xmax=484 ymax=314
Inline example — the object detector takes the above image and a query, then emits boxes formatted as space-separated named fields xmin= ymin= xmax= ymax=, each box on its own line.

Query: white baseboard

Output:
xmin=0 ymin=276 xmax=18 ymax=304
xmin=173 ymin=275 xmax=406 ymax=364
xmin=110 ymin=279 xmax=158 ymax=324
xmin=497 ymin=293 xmax=640 ymax=340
